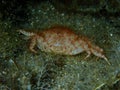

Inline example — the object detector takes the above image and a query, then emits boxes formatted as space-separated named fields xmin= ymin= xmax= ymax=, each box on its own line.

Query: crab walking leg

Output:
xmin=84 ymin=51 xmax=91 ymax=59
xmin=29 ymin=36 xmax=37 ymax=53
xmin=103 ymin=56 xmax=111 ymax=65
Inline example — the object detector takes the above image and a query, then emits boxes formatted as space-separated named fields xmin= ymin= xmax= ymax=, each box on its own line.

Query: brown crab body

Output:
xmin=36 ymin=27 xmax=85 ymax=55
xmin=19 ymin=26 xmax=110 ymax=65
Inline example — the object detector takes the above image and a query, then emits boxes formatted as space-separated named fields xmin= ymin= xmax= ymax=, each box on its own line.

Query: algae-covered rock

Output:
xmin=51 ymin=0 xmax=120 ymax=14
xmin=0 ymin=0 xmax=120 ymax=90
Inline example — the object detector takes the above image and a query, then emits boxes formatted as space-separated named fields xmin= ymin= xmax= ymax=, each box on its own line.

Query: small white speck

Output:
xmin=25 ymin=72 xmax=29 ymax=76
xmin=30 ymin=22 xmax=34 ymax=26
xmin=51 ymin=7 xmax=55 ymax=10
xmin=9 ymin=59 xmax=14 ymax=63
xmin=61 ymin=13 xmax=64 ymax=16
xmin=32 ymin=9 xmax=35 ymax=12
xmin=110 ymin=33 xmax=113 ymax=36
xmin=38 ymin=10 xmax=41 ymax=12
xmin=93 ymin=18 xmax=96 ymax=22
xmin=2 ymin=71 xmax=7 ymax=74
xmin=54 ymin=43 xmax=61 ymax=46
xmin=27 ymin=84 xmax=31 ymax=90
xmin=17 ymin=78 xmax=20 ymax=81
xmin=15 ymin=39 xmax=18 ymax=42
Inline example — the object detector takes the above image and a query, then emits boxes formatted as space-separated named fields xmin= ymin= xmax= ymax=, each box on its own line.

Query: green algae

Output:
xmin=0 ymin=1 xmax=120 ymax=90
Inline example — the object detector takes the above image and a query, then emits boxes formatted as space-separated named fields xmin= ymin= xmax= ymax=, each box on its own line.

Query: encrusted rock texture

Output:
xmin=0 ymin=0 xmax=120 ymax=90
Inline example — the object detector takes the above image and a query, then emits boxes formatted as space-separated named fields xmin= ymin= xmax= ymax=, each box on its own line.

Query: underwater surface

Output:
xmin=0 ymin=0 xmax=120 ymax=90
